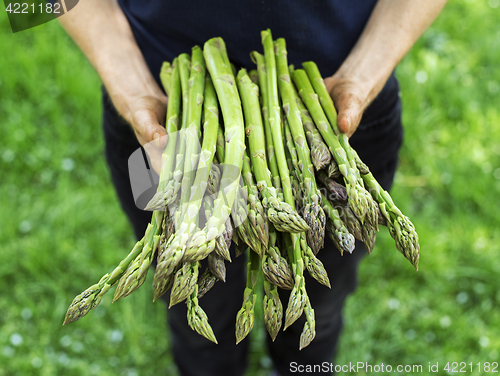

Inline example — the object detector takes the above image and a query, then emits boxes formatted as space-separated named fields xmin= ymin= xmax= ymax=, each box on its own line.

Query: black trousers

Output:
xmin=102 ymin=75 xmax=403 ymax=376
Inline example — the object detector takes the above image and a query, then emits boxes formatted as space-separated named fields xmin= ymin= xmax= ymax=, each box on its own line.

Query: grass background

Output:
xmin=1 ymin=1 xmax=499 ymax=375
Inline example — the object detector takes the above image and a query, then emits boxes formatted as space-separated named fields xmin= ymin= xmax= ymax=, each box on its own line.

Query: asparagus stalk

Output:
xmin=302 ymin=62 xmax=339 ymax=134
xmin=113 ymin=212 xmax=163 ymax=301
xmin=145 ymin=58 xmax=181 ymax=210
xmin=262 ymin=274 xmax=283 ymax=341
xmin=204 ymin=183 xmax=231 ymax=264
xmin=329 ymin=195 xmax=377 ymax=252
xmin=237 ymin=66 xmax=308 ymax=233
xmin=232 ymin=180 xmax=259 ymax=255
xmin=207 ymin=158 xmax=232 ymax=261
xmin=251 ymin=51 xmax=281 ymax=191
xmin=362 ymin=222 xmax=377 ymax=254
xmin=283 ymin=127 xmax=304 ymax=219
xmin=169 ymin=261 xmax=200 ymax=307
xmin=281 ymin=102 xmax=325 ymax=254
xmin=299 ymin=298 xmax=316 ymax=350
xmin=262 ymin=33 xmax=293 ymax=206
xmin=281 ymin=233 xmax=307 ymax=331
xmin=291 ymin=69 xmax=369 ymax=225
xmin=167 ymin=54 xmax=192 ymax=207
xmin=282 ymin=119 xmax=328 ymax=282
xmin=337 ymin=133 xmax=379 ymax=231
xmin=302 ymin=62 xmax=379 ymax=230
xmin=180 ymin=37 xmax=246 ymax=261
xmin=322 ymin=194 xmax=356 ymax=255
xmin=112 ymin=59 xmax=186 ymax=301
xmin=238 ymin=149 xmax=268 ymax=256
xmin=207 ymin=253 xmax=226 ymax=282
xmin=299 ymin=231 xmax=330 ymax=288
xmin=235 ymin=248 xmax=259 ymax=344
xmin=153 ymin=70 xmax=218 ymax=302
xmin=159 ymin=61 xmax=173 ymax=96
xmin=191 ymin=170 xmax=229 ymax=302
xmin=197 ymin=268 xmax=218 ymax=299
xmin=262 ymin=29 xmax=310 ymax=333
xmin=317 ymin=170 xmax=348 ymax=203
xmin=186 ymin=285 xmax=218 ymax=343
xmin=249 ymin=69 xmax=259 ymax=85
xmin=293 ymin=87 xmax=331 ymax=170
xmin=177 ymin=46 xmax=207 ymax=224
xmin=261 ymin=227 xmax=294 ymax=290
xmin=352 ymin=149 xmax=420 ymax=268
xmin=276 ymin=38 xmax=325 ymax=253
xmin=216 ymin=124 xmax=225 ymax=165
xmin=332 ymin=199 xmax=364 ymax=242
xmin=229 ymin=149 xmax=264 ymax=256
xmin=63 ymin=238 xmax=144 ymax=324
xmin=327 ymin=160 xmax=341 ymax=179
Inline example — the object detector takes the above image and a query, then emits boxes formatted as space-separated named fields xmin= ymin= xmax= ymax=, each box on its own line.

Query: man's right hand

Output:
xmin=58 ymin=0 xmax=168 ymax=173
xmin=126 ymin=95 xmax=168 ymax=173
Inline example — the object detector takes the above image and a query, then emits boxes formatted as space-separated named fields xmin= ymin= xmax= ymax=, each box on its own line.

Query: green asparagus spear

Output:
xmin=317 ymin=170 xmax=348 ymax=203
xmin=186 ymin=285 xmax=218 ymax=343
xmin=352 ymin=149 xmax=420 ymax=269
xmin=237 ymin=66 xmax=308 ymax=233
xmin=322 ymin=194 xmax=356 ymax=255
xmin=169 ymin=261 xmax=199 ymax=307
xmin=291 ymin=69 xmax=369 ymax=225
xmin=276 ymin=38 xmax=325 ymax=255
xmin=262 ymin=30 xmax=310 ymax=334
xmin=262 ymin=276 xmax=283 ymax=341
xmin=180 ymin=37 xmax=247 ymax=261
xmin=63 ymin=238 xmax=145 ymax=324
xmin=299 ymin=298 xmax=316 ymax=350
xmin=145 ymin=58 xmax=181 ymax=210
xmin=251 ymin=51 xmax=282 ymax=191
xmin=153 ymin=67 xmax=218 ymax=301
xmin=113 ymin=58 xmax=184 ymax=301
xmin=235 ymin=248 xmax=259 ymax=344
xmin=159 ymin=61 xmax=172 ymax=96
xmin=197 ymin=268 xmax=218 ymax=299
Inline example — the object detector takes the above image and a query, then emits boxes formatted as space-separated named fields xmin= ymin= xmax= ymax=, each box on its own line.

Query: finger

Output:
xmin=133 ymin=107 xmax=168 ymax=149
xmin=331 ymin=90 xmax=364 ymax=137
xmin=139 ymin=133 xmax=164 ymax=174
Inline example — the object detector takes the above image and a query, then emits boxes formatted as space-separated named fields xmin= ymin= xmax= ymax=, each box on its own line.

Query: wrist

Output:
xmin=100 ymin=49 xmax=166 ymax=124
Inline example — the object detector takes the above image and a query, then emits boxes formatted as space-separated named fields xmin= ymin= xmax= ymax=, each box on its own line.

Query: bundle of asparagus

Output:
xmin=63 ymin=30 xmax=419 ymax=350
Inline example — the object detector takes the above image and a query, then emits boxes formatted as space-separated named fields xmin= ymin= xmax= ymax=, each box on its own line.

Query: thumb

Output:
xmin=130 ymin=96 xmax=168 ymax=174
xmin=325 ymin=76 xmax=365 ymax=137
xmin=133 ymin=107 xmax=168 ymax=149
xmin=332 ymin=92 xmax=363 ymax=137
xmin=131 ymin=96 xmax=168 ymax=148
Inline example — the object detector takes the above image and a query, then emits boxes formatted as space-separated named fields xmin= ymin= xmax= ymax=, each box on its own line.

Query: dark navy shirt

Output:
xmin=119 ymin=0 xmax=379 ymax=80
xmin=118 ymin=0 xmax=399 ymax=126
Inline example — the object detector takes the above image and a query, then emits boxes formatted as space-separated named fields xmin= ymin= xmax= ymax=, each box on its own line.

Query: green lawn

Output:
xmin=1 ymin=1 xmax=499 ymax=375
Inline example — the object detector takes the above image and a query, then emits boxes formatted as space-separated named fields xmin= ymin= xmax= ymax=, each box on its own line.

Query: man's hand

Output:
xmin=324 ymin=0 xmax=448 ymax=137
xmin=127 ymin=95 xmax=168 ymax=173
xmin=58 ymin=0 xmax=168 ymax=173
xmin=324 ymin=75 xmax=368 ymax=137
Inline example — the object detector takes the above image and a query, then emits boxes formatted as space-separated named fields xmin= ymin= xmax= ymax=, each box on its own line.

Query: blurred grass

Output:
xmin=1 ymin=1 xmax=499 ymax=375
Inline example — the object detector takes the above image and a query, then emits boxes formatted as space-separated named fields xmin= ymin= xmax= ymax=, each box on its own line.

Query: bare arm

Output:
xmin=58 ymin=0 xmax=167 ymax=171
xmin=325 ymin=0 xmax=448 ymax=136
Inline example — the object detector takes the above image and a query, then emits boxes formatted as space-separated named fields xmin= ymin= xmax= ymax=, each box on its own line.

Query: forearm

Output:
xmin=58 ymin=0 xmax=165 ymax=124
xmin=335 ymin=0 xmax=448 ymax=105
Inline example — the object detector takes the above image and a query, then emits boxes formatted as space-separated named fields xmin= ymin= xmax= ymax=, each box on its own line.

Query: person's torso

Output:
xmin=119 ymin=0 xmax=379 ymax=78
